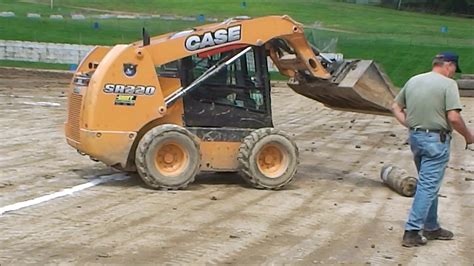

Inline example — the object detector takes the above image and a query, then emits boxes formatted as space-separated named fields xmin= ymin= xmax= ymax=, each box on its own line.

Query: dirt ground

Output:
xmin=0 ymin=67 xmax=473 ymax=265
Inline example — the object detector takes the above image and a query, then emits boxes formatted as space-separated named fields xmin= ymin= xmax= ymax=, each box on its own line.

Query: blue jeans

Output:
xmin=405 ymin=130 xmax=451 ymax=231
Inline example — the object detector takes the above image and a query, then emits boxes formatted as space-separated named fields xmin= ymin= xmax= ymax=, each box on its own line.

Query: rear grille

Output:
xmin=67 ymin=93 xmax=83 ymax=143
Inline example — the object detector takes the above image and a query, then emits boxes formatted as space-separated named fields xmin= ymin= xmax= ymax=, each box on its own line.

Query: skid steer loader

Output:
xmin=65 ymin=15 xmax=397 ymax=190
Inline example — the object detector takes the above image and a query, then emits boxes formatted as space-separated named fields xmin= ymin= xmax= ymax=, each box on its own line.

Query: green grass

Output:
xmin=0 ymin=16 xmax=200 ymax=45
xmin=0 ymin=60 xmax=70 ymax=70
xmin=308 ymin=28 xmax=474 ymax=85
xmin=27 ymin=0 xmax=472 ymax=38
xmin=0 ymin=0 xmax=473 ymax=85
xmin=269 ymin=72 xmax=288 ymax=81
xmin=0 ymin=0 xmax=78 ymax=16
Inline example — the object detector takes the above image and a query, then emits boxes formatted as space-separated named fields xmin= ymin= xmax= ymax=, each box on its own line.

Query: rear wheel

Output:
xmin=135 ymin=124 xmax=200 ymax=190
xmin=238 ymin=128 xmax=299 ymax=189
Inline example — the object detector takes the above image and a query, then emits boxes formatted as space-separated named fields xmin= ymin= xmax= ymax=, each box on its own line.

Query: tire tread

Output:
xmin=237 ymin=128 xmax=299 ymax=190
xmin=135 ymin=124 xmax=200 ymax=190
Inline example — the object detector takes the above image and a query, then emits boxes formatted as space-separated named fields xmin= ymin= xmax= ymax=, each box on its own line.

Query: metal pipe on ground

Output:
xmin=380 ymin=165 xmax=417 ymax=197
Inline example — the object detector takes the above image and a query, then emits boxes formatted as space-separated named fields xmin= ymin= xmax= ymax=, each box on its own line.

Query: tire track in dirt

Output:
xmin=128 ymin=180 xmax=333 ymax=265
xmin=222 ymin=185 xmax=352 ymax=264
xmin=0 ymin=180 xmax=255 ymax=263
xmin=141 ymin=191 xmax=278 ymax=265
xmin=55 ymin=188 xmax=274 ymax=264
xmin=178 ymin=199 xmax=331 ymax=264
xmin=266 ymin=193 xmax=383 ymax=265
xmin=299 ymin=189 xmax=398 ymax=265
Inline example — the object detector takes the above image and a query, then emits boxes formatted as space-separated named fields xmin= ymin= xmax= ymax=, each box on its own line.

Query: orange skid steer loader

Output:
xmin=65 ymin=15 xmax=397 ymax=190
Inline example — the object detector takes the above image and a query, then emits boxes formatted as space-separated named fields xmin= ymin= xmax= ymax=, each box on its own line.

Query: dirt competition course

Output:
xmin=0 ymin=68 xmax=473 ymax=264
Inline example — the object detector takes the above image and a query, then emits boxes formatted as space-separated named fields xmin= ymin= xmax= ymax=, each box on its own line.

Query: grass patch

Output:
xmin=269 ymin=72 xmax=288 ymax=81
xmin=0 ymin=60 xmax=70 ymax=70
xmin=0 ymin=17 xmax=201 ymax=45
xmin=309 ymin=29 xmax=474 ymax=85
xmin=28 ymin=0 xmax=472 ymax=38
xmin=0 ymin=0 xmax=79 ymax=16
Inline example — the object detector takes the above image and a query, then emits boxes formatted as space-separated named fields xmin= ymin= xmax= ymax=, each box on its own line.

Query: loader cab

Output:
xmin=179 ymin=46 xmax=273 ymax=128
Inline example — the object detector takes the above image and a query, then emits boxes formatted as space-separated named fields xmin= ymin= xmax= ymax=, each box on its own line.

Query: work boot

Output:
xmin=423 ymin=228 xmax=454 ymax=240
xmin=402 ymin=230 xmax=427 ymax=247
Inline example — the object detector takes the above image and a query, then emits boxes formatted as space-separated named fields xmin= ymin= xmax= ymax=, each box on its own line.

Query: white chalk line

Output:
xmin=20 ymin=101 xmax=61 ymax=107
xmin=0 ymin=173 xmax=129 ymax=216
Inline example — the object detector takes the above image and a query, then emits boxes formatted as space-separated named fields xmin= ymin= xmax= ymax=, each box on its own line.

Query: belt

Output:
xmin=410 ymin=128 xmax=451 ymax=134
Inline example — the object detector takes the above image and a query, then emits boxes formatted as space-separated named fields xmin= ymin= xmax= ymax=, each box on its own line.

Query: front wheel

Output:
xmin=238 ymin=128 xmax=299 ymax=189
xmin=135 ymin=124 xmax=200 ymax=190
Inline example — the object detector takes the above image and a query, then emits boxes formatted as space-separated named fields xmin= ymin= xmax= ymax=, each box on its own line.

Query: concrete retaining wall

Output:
xmin=0 ymin=40 xmax=94 ymax=64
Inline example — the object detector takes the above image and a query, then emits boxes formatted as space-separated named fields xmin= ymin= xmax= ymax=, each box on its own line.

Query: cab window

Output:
xmin=185 ymin=48 xmax=266 ymax=111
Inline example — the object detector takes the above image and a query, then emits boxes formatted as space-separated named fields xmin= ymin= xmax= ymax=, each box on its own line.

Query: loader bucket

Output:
xmin=288 ymin=60 xmax=398 ymax=116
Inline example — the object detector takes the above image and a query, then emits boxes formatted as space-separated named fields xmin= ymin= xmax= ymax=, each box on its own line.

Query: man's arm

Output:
xmin=447 ymin=110 xmax=474 ymax=144
xmin=391 ymin=101 xmax=408 ymax=128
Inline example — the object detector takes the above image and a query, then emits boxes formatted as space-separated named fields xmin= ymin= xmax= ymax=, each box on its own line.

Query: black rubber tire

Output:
xmin=237 ymin=128 xmax=299 ymax=189
xmin=135 ymin=124 xmax=200 ymax=190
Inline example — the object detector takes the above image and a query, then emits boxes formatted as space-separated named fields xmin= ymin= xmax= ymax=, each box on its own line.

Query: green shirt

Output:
xmin=395 ymin=71 xmax=462 ymax=131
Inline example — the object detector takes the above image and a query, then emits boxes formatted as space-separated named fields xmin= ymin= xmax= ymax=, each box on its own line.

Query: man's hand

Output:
xmin=447 ymin=110 xmax=473 ymax=145
xmin=391 ymin=102 xmax=408 ymax=128
xmin=467 ymin=132 xmax=474 ymax=145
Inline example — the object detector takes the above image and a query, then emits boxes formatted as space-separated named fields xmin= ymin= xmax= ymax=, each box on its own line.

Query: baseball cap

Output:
xmin=435 ymin=51 xmax=462 ymax=73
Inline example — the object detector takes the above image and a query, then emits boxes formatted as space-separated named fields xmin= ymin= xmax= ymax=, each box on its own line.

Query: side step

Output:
xmin=288 ymin=60 xmax=398 ymax=116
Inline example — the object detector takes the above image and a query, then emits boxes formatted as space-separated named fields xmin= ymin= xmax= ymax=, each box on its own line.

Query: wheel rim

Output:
xmin=154 ymin=142 xmax=188 ymax=176
xmin=256 ymin=143 xmax=289 ymax=178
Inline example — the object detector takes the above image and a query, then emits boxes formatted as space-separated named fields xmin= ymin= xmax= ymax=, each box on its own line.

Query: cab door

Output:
xmin=182 ymin=46 xmax=273 ymax=129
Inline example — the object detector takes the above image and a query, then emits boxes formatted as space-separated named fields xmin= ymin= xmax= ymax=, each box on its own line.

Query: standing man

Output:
xmin=392 ymin=52 xmax=474 ymax=247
